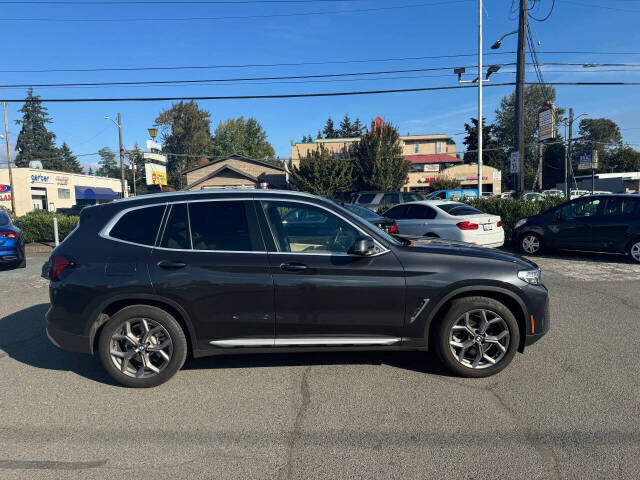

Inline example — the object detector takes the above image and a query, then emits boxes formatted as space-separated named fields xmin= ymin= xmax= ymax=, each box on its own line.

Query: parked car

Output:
xmin=0 ymin=211 xmax=25 ymax=268
xmin=498 ymin=191 xmax=515 ymax=199
xmin=351 ymin=191 xmax=426 ymax=210
xmin=383 ymin=201 xmax=504 ymax=248
xmin=46 ymin=190 xmax=548 ymax=387
xmin=522 ymin=192 xmax=544 ymax=201
xmin=513 ymin=194 xmax=640 ymax=263
xmin=542 ymin=189 xmax=565 ymax=198
xmin=569 ymin=189 xmax=590 ymax=199
xmin=341 ymin=203 xmax=398 ymax=234
xmin=425 ymin=189 xmax=478 ymax=200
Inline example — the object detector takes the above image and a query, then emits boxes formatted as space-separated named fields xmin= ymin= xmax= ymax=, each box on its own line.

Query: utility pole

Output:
xmin=538 ymin=142 xmax=543 ymax=191
xmin=3 ymin=102 xmax=16 ymax=214
xmin=131 ymin=154 xmax=137 ymax=196
xmin=565 ymin=107 xmax=574 ymax=198
xmin=477 ymin=0 xmax=483 ymax=198
xmin=117 ymin=112 xmax=126 ymax=198
xmin=514 ymin=0 xmax=528 ymax=196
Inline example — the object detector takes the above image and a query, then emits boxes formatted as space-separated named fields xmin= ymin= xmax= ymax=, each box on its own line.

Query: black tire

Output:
xmin=518 ymin=232 xmax=543 ymax=255
xmin=628 ymin=238 xmax=640 ymax=264
xmin=434 ymin=296 xmax=520 ymax=378
xmin=16 ymin=257 xmax=26 ymax=268
xmin=98 ymin=305 xmax=187 ymax=388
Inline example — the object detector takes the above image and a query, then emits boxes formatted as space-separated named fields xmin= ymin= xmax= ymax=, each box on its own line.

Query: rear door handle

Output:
xmin=157 ymin=260 xmax=187 ymax=269
xmin=280 ymin=262 xmax=308 ymax=272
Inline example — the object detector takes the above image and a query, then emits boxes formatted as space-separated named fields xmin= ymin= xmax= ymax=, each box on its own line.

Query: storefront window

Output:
xmin=58 ymin=188 xmax=70 ymax=199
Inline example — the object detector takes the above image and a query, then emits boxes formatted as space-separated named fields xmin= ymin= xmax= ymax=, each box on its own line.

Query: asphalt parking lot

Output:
xmin=0 ymin=252 xmax=639 ymax=479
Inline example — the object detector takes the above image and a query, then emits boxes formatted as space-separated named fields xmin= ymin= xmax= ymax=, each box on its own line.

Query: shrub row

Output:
xmin=13 ymin=210 xmax=79 ymax=244
xmin=462 ymin=197 xmax=564 ymax=242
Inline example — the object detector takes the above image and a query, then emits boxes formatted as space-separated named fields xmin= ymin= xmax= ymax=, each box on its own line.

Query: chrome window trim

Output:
xmin=259 ymin=198 xmax=390 ymax=257
xmin=100 ymin=196 xmax=390 ymax=257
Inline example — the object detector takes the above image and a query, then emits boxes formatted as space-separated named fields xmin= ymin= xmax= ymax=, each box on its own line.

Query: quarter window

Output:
xmin=603 ymin=198 xmax=640 ymax=217
xmin=189 ymin=201 xmax=263 ymax=252
xmin=355 ymin=193 xmax=376 ymax=204
xmin=160 ymin=203 xmax=191 ymax=250
xmin=261 ymin=201 xmax=359 ymax=254
xmin=109 ymin=205 xmax=165 ymax=246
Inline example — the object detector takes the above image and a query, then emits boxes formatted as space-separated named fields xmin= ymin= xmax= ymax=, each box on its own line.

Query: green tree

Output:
xmin=155 ymin=101 xmax=213 ymax=188
xmin=95 ymin=147 xmax=120 ymax=178
xmin=289 ymin=144 xmax=353 ymax=197
xmin=352 ymin=118 xmax=365 ymax=136
xmin=125 ymin=144 xmax=149 ymax=195
xmin=350 ymin=121 xmax=410 ymax=190
xmin=14 ymin=88 xmax=60 ymax=168
xmin=494 ymin=85 xmax=565 ymax=189
xmin=322 ymin=118 xmax=338 ymax=139
xmin=339 ymin=114 xmax=353 ymax=137
xmin=605 ymin=146 xmax=640 ymax=173
xmin=462 ymin=117 xmax=511 ymax=190
xmin=59 ymin=142 xmax=83 ymax=173
xmin=211 ymin=116 xmax=275 ymax=160
xmin=87 ymin=167 xmax=94 ymax=175
xmin=430 ymin=176 xmax=462 ymax=191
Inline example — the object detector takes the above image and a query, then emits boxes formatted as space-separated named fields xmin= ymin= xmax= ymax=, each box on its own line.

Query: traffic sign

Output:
xmin=510 ymin=151 xmax=519 ymax=174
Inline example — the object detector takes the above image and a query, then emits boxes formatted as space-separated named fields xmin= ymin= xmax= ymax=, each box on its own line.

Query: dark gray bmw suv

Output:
xmin=46 ymin=190 xmax=549 ymax=387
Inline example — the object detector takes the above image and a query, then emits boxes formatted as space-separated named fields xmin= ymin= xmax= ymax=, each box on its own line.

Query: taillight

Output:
xmin=456 ymin=221 xmax=479 ymax=230
xmin=497 ymin=221 xmax=502 ymax=227
xmin=389 ymin=222 xmax=398 ymax=234
xmin=48 ymin=255 xmax=75 ymax=281
xmin=0 ymin=231 xmax=18 ymax=239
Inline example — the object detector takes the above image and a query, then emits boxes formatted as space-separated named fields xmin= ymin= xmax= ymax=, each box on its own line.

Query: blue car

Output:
xmin=0 ymin=210 xmax=25 ymax=268
xmin=425 ymin=189 xmax=479 ymax=200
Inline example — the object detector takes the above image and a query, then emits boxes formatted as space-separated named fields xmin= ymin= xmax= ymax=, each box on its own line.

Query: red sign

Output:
xmin=0 ymin=184 xmax=10 ymax=193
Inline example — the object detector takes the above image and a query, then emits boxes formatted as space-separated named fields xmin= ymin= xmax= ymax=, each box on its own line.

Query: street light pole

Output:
xmin=477 ymin=0 xmax=483 ymax=198
xmin=3 ymin=102 xmax=16 ymax=214
xmin=117 ymin=112 xmax=126 ymax=198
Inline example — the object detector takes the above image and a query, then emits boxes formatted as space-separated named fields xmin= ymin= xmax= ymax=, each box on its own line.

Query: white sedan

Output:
xmin=383 ymin=200 xmax=505 ymax=248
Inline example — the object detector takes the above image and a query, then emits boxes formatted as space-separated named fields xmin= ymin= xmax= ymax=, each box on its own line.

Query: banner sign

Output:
xmin=145 ymin=163 xmax=168 ymax=186
xmin=423 ymin=164 xmax=440 ymax=172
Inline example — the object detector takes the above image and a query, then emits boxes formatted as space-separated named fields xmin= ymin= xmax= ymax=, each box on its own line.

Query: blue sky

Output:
xmin=1 ymin=0 xmax=639 ymax=171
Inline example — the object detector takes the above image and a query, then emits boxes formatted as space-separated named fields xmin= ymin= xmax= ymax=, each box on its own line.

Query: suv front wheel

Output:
xmin=434 ymin=296 xmax=520 ymax=378
xmin=98 ymin=305 xmax=187 ymax=388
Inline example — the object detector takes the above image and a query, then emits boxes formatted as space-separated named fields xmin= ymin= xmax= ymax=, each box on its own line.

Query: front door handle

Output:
xmin=157 ymin=260 xmax=187 ymax=269
xmin=280 ymin=262 xmax=308 ymax=272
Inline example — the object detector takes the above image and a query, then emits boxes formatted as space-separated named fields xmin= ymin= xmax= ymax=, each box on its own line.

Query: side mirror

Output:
xmin=348 ymin=235 xmax=376 ymax=256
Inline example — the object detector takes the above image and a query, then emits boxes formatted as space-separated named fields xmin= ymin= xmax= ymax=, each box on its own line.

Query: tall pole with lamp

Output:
xmin=2 ymin=102 xmax=16 ymax=214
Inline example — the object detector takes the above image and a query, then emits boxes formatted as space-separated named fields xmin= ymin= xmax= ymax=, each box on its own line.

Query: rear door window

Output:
xmin=406 ymin=205 xmax=437 ymax=219
xmin=381 ymin=193 xmax=400 ymax=205
xmin=109 ymin=205 xmax=165 ymax=246
xmin=189 ymin=201 xmax=264 ymax=252
xmin=355 ymin=193 xmax=377 ymax=204
xmin=603 ymin=198 xmax=640 ymax=217
xmin=384 ymin=204 xmax=408 ymax=219
xmin=160 ymin=203 xmax=191 ymax=250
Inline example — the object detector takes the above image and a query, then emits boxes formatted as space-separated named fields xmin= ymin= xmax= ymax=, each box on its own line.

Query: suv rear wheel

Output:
xmin=98 ymin=305 xmax=187 ymax=388
xmin=434 ymin=297 xmax=520 ymax=378
xmin=629 ymin=239 xmax=640 ymax=264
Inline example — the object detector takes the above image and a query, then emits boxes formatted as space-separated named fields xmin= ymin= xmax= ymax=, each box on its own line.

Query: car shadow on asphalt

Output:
xmin=0 ymin=303 xmax=450 ymax=385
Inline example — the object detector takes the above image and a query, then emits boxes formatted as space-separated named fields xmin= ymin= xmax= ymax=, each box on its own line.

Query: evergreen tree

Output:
xmin=87 ymin=167 xmax=94 ymax=175
xmin=14 ymin=88 xmax=60 ymax=168
xmin=322 ymin=118 xmax=338 ymax=139
xmin=289 ymin=144 xmax=353 ymax=197
xmin=59 ymin=142 xmax=83 ymax=173
xmin=352 ymin=118 xmax=365 ymax=136
xmin=350 ymin=120 xmax=410 ymax=190
xmin=339 ymin=114 xmax=354 ymax=137
xmin=96 ymin=147 xmax=120 ymax=178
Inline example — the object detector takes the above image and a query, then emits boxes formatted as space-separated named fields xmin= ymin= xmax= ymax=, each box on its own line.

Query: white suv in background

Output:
xmin=352 ymin=191 xmax=426 ymax=210
xmin=383 ymin=201 xmax=505 ymax=248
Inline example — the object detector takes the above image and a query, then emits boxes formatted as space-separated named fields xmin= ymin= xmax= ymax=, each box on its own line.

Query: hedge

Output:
xmin=13 ymin=210 xmax=79 ymax=244
xmin=462 ymin=197 xmax=565 ymax=242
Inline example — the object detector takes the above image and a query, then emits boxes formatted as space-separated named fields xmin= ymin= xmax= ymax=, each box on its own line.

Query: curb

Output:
xmin=25 ymin=243 xmax=55 ymax=254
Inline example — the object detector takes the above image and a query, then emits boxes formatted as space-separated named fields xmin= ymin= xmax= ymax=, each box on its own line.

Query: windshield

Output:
xmin=0 ymin=212 xmax=11 ymax=227
xmin=437 ymin=203 xmax=483 ymax=216
xmin=343 ymin=204 xmax=380 ymax=220
xmin=332 ymin=202 xmax=402 ymax=246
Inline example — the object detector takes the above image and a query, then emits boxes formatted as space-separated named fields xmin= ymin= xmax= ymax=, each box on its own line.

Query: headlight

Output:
xmin=518 ymin=268 xmax=541 ymax=286
xmin=515 ymin=218 xmax=527 ymax=229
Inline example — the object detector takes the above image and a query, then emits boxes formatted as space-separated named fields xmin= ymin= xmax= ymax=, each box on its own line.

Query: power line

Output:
xmin=528 ymin=0 xmax=555 ymax=21
xmin=0 ymin=0 xmax=472 ymax=22
xmin=0 ymin=83 xmax=516 ymax=102
xmin=0 ymin=0 xmax=364 ymax=3
xmin=6 ymin=51 xmax=640 ymax=75
xmin=560 ymin=0 xmax=640 ymax=13
xmin=0 ymin=64 xmax=518 ymax=89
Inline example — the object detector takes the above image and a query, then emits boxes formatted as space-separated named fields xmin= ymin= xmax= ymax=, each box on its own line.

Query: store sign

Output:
xmin=145 ymin=163 xmax=168 ymax=186
xmin=55 ymin=175 xmax=69 ymax=185
xmin=578 ymin=151 xmax=598 ymax=170
xmin=423 ymin=164 xmax=440 ymax=172
xmin=0 ymin=184 xmax=10 ymax=202
xmin=31 ymin=174 xmax=52 ymax=184
xmin=539 ymin=104 xmax=556 ymax=142
xmin=455 ymin=176 xmax=488 ymax=181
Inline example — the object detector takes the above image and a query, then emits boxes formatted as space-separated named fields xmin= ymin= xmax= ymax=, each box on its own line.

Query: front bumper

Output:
xmin=46 ymin=312 xmax=92 ymax=354
xmin=524 ymin=293 xmax=550 ymax=347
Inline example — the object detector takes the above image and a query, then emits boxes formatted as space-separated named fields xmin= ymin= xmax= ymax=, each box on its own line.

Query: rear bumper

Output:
xmin=0 ymin=252 xmax=22 ymax=263
xmin=46 ymin=311 xmax=92 ymax=354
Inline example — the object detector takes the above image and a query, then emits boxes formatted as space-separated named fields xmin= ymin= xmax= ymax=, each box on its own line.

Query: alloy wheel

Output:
xmin=109 ymin=318 xmax=173 ymax=379
xmin=448 ymin=309 xmax=510 ymax=369
xmin=631 ymin=242 xmax=640 ymax=263
xmin=521 ymin=235 xmax=540 ymax=254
